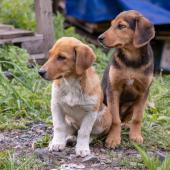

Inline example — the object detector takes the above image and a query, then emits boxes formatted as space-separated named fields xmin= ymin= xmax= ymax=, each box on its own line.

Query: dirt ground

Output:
xmin=0 ymin=122 xmax=169 ymax=170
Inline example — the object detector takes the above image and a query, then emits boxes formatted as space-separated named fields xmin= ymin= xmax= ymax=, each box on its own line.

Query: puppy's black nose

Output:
xmin=98 ymin=34 xmax=105 ymax=42
xmin=38 ymin=69 xmax=46 ymax=77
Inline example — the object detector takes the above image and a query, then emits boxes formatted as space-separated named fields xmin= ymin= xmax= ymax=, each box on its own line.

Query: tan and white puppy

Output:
xmin=39 ymin=37 xmax=112 ymax=157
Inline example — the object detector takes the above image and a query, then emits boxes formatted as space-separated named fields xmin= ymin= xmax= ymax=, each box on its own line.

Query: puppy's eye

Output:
xmin=117 ymin=24 xmax=126 ymax=30
xmin=57 ymin=55 xmax=66 ymax=61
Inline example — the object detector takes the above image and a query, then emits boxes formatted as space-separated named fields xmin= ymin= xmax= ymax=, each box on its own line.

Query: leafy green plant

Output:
xmin=33 ymin=134 xmax=51 ymax=149
xmin=135 ymin=145 xmax=170 ymax=170
xmin=54 ymin=13 xmax=84 ymax=41
xmin=0 ymin=0 xmax=35 ymax=30
xmin=143 ymin=76 xmax=170 ymax=149
xmin=0 ymin=46 xmax=51 ymax=130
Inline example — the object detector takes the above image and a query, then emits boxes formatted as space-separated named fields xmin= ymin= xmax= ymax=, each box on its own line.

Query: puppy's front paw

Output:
xmin=130 ymin=133 xmax=143 ymax=144
xmin=76 ymin=146 xmax=90 ymax=157
xmin=48 ymin=140 xmax=66 ymax=151
xmin=105 ymin=136 xmax=121 ymax=149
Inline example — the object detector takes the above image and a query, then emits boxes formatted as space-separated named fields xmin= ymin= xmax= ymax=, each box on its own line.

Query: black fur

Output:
xmin=102 ymin=64 xmax=110 ymax=105
xmin=124 ymin=16 xmax=136 ymax=30
xmin=144 ymin=63 xmax=154 ymax=75
xmin=112 ymin=57 xmax=121 ymax=69
xmin=102 ymin=45 xmax=154 ymax=107
xmin=117 ymin=45 xmax=152 ymax=69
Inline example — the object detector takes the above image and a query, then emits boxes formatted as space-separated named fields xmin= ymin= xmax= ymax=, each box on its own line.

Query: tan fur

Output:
xmin=39 ymin=37 xmax=112 ymax=156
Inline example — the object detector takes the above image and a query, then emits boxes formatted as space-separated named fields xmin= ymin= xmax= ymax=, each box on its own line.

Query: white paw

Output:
xmin=48 ymin=140 xmax=66 ymax=151
xmin=76 ymin=146 xmax=91 ymax=157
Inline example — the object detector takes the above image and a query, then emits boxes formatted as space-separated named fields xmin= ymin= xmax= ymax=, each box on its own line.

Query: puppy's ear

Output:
xmin=133 ymin=16 xmax=155 ymax=48
xmin=74 ymin=45 xmax=96 ymax=75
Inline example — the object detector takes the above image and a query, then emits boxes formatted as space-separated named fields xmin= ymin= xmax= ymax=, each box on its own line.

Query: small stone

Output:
xmin=136 ymin=154 xmax=141 ymax=158
xmin=68 ymin=154 xmax=77 ymax=160
xmin=100 ymin=148 xmax=105 ymax=153
xmin=100 ymin=162 xmax=105 ymax=165
xmin=130 ymin=161 xmax=136 ymax=167
xmin=34 ymin=148 xmax=50 ymax=162
xmin=82 ymin=155 xmax=99 ymax=163
xmin=0 ymin=134 xmax=5 ymax=142
xmin=96 ymin=153 xmax=100 ymax=156
xmin=155 ymin=151 xmax=166 ymax=161
xmin=3 ymin=71 xmax=14 ymax=79
xmin=117 ymin=153 xmax=122 ymax=158
xmin=114 ymin=167 xmax=121 ymax=170
xmin=100 ymin=157 xmax=112 ymax=164
xmin=91 ymin=163 xmax=100 ymax=167
xmin=60 ymin=163 xmax=85 ymax=170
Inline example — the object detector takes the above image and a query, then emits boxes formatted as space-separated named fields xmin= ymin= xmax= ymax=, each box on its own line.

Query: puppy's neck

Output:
xmin=121 ymin=44 xmax=142 ymax=61
xmin=121 ymin=44 xmax=148 ymax=61
xmin=60 ymin=69 xmax=88 ymax=83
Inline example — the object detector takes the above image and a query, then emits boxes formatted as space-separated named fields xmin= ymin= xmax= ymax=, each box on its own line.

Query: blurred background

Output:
xmin=0 ymin=0 xmax=170 ymax=72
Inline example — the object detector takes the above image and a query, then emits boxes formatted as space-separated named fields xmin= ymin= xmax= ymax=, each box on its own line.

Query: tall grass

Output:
xmin=0 ymin=151 xmax=42 ymax=170
xmin=0 ymin=46 xmax=51 ymax=129
xmin=135 ymin=145 xmax=170 ymax=170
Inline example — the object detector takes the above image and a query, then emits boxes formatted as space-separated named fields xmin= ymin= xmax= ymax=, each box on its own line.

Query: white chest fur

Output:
xmin=52 ymin=78 xmax=97 ymax=121
xmin=126 ymin=79 xmax=134 ymax=86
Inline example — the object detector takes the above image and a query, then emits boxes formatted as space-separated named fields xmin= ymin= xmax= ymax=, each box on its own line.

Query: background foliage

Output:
xmin=0 ymin=0 xmax=35 ymax=31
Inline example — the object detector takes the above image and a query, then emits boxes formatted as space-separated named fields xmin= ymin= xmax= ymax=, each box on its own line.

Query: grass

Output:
xmin=0 ymin=150 xmax=43 ymax=170
xmin=32 ymin=134 xmax=51 ymax=149
xmin=0 ymin=0 xmax=35 ymax=31
xmin=135 ymin=145 xmax=170 ymax=170
xmin=0 ymin=1 xmax=170 ymax=169
xmin=0 ymin=46 xmax=51 ymax=130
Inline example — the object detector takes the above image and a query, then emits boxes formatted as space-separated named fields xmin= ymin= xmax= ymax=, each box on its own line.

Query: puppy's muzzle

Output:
xmin=38 ymin=69 xmax=47 ymax=78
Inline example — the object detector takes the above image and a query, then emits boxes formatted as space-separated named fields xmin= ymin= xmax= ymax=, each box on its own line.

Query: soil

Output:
xmin=0 ymin=122 xmax=169 ymax=170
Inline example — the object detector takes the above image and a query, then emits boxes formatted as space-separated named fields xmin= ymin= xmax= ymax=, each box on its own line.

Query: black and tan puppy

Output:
xmin=98 ymin=10 xmax=155 ymax=148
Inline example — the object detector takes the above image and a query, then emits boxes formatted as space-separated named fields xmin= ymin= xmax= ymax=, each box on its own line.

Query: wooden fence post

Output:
xmin=35 ymin=0 xmax=54 ymax=57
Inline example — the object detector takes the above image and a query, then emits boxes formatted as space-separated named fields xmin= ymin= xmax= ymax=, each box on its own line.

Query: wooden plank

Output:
xmin=21 ymin=37 xmax=44 ymax=54
xmin=155 ymin=36 xmax=170 ymax=40
xmin=0 ymin=29 xmax=34 ymax=39
xmin=0 ymin=34 xmax=43 ymax=45
xmin=35 ymin=0 xmax=54 ymax=55
xmin=29 ymin=53 xmax=46 ymax=65
xmin=65 ymin=16 xmax=110 ymax=34
xmin=0 ymin=23 xmax=14 ymax=30
xmin=29 ymin=53 xmax=45 ymax=60
xmin=160 ymin=41 xmax=170 ymax=71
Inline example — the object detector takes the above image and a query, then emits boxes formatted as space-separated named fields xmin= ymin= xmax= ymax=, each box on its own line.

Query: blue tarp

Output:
xmin=65 ymin=0 xmax=170 ymax=25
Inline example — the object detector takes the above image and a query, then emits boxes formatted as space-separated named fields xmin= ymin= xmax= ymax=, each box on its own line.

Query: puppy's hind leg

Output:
xmin=65 ymin=117 xmax=77 ymax=146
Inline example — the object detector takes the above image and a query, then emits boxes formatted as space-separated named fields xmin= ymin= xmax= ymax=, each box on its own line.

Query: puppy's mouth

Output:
xmin=103 ymin=43 xmax=123 ymax=48
xmin=41 ymin=76 xmax=51 ymax=81
xmin=114 ymin=43 xmax=123 ymax=48
xmin=98 ymin=41 xmax=120 ymax=49
xmin=98 ymin=41 xmax=110 ymax=49
xmin=55 ymin=75 xmax=63 ymax=79
xmin=43 ymin=75 xmax=62 ymax=81
xmin=98 ymin=39 xmax=123 ymax=49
